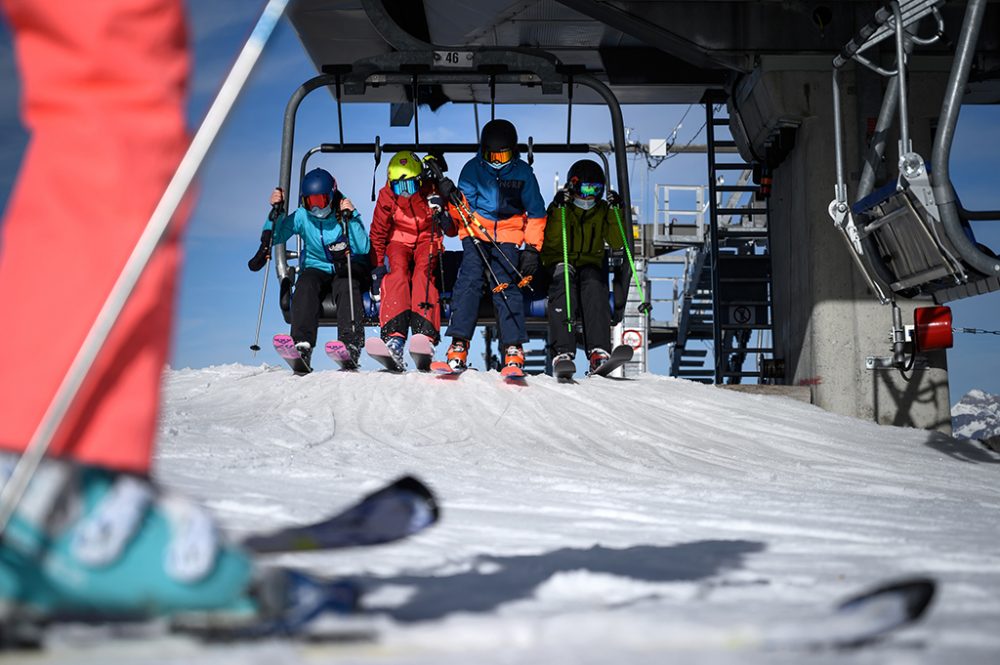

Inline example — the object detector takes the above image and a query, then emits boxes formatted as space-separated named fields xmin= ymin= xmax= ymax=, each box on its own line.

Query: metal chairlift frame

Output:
xmin=268 ymin=50 xmax=637 ymax=329
xmin=828 ymin=0 xmax=1000 ymax=306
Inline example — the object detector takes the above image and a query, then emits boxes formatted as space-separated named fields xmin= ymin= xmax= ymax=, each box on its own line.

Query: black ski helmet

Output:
xmin=480 ymin=119 xmax=518 ymax=155
xmin=566 ymin=160 xmax=606 ymax=189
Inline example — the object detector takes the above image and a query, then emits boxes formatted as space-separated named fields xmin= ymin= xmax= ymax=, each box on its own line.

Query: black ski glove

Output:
xmin=607 ymin=190 xmax=623 ymax=208
xmin=436 ymin=176 xmax=456 ymax=201
xmin=247 ymin=230 xmax=272 ymax=272
xmin=371 ymin=265 xmax=388 ymax=298
xmin=518 ymin=247 xmax=540 ymax=277
xmin=552 ymin=187 xmax=572 ymax=207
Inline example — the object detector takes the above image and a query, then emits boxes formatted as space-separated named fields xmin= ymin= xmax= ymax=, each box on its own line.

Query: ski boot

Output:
xmin=552 ymin=352 xmax=574 ymax=366
xmin=588 ymin=347 xmax=611 ymax=373
xmin=504 ymin=345 xmax=525 ymax=371
xmin=384 ymin=334 xmax=406 ymax=369
xmin=0 ymin=455 xmax=254 ymax=629
xmin=446 ymin=338 xmax=469 ymax=372
xmin=293 ymin=341 xmax=313 ymax=369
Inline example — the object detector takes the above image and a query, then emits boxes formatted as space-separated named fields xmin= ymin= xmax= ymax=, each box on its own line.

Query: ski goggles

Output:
xmin=575 ymin=182 xmax=605 ymax=199
xmin=303 ymin=193 xmax=332 ymax=210
xmin=482 ymin=148 xmax=513 ymax=167
xmin=390 ymin=176 xmax=420 ymax=197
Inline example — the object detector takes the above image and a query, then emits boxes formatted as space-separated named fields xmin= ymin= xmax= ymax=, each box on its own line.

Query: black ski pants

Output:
xmin=546 ymin=263 xmax=611 ymax=355
xmin=291 ymin=267 xmax=365 ymax=349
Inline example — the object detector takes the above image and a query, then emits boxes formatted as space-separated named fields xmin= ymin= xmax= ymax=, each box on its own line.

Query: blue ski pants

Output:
xmin=446 ymin=238 xmax=527 ymax=346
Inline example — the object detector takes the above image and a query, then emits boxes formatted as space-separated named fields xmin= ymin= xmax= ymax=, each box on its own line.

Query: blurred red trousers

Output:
xmin=0 ymin=0 xmax=189 ymax=474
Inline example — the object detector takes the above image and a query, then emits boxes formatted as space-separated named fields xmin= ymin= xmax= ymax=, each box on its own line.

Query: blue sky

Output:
xmin=1 ymin=2 xmax=998 ymax=400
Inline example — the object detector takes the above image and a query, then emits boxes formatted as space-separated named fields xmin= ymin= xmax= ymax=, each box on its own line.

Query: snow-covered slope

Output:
xmin=43 ymin=365 xmax=1000 ymax=663
xmin=952 ymin=389 xmax=1000 ymax=448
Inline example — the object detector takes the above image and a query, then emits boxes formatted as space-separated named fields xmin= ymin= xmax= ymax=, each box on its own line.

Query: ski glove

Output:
xmin=609 ymin=248 xmax=626 ymax=268
xmin=607 ymin=190 xmax=623 ymax=208
xmin=436 ymin=177 xmax=456 ymax=201
xmin=248 ymin=230 xmax=272 ymax=272
xmin=552 ymin=187 xmax=572 ymax=207
xmin=371 ymin=265 xmax=388 ymax=298
xmin=518 ymin=247 xmax=540 ymax=277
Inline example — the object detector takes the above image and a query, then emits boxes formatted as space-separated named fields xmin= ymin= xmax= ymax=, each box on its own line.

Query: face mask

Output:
xmin=309 ymin=204 xmax=333 ymax=218
xmin=572 ymin=197 xmax=596 ymax=210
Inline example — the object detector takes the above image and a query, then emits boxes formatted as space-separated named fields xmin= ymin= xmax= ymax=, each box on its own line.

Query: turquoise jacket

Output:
xmin=264 ymin=207 xmax=371 ymax=274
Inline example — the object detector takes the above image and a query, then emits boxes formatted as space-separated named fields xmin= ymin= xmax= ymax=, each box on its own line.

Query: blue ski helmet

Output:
xmin=301 ymin=168 xmax=337 ymax=218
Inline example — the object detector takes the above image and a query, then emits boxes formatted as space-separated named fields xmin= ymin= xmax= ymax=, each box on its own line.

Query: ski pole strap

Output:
xmin=611 ymin=205 xmax=647 ymax=304
xmin=561 ymin=206 xmax=572 ymax=332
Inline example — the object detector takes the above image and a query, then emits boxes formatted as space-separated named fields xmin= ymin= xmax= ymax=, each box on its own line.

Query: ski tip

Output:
xmin=390 ymin=475 xmax=441 ymax=523
xmin=838 ymin=576 xmax=937 ymax=622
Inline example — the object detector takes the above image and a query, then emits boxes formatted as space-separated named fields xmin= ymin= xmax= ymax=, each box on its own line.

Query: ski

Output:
xmin=364 ymin=337 xmax=405 ymax=372
xmin=431 ymin=360 xmax=463 ymax=378
xmin=171 ymin=572 xmax=361 ymax=640
xmin=764 ymin=576 xmax=936 ymax=650
xmin=500 ymin=365 xmax=526 ymax=383
xmin=273 ymin=334 xmax=311 ymax=375
xmin=553 ymin=356 xmax=576 ymax=382
xmin=242 ymin=475 xmax=439 ymax=553
xmin=324 ymin=340 xmax=357 ymax=371
xmin=408 ymin=334 xmax=435 ymax=372
xmin=588 ymin=344 xmax=634 ymax=378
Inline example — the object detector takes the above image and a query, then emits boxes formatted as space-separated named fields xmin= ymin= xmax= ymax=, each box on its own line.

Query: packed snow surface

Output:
xmin=41 ymin=364 xmax=1000 ymax=663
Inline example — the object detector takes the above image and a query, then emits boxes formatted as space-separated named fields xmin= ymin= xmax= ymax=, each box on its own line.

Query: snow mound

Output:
xmin=50 ymin=363 xmax=999 ymax=663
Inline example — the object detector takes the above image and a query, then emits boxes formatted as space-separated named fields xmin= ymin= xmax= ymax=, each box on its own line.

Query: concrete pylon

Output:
xmin=748 ymin=56 xmax=952 ymax=432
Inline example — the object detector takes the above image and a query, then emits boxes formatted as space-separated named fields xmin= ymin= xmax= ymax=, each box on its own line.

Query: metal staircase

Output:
xmin=704 ymin=101 xmax=776 ymax=384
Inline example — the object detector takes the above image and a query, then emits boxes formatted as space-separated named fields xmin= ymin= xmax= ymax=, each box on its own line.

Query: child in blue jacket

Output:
xmin=251 ymin=168 xmax=370 ymax=364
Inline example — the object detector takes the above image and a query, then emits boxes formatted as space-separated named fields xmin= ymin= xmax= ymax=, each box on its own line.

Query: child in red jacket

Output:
xmin=369 ymin=151 xmax=456 ymax=364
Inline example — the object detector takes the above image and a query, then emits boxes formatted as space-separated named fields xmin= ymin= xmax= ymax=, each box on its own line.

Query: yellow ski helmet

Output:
xmin=387 ymin=150 xmax=423 ymax=196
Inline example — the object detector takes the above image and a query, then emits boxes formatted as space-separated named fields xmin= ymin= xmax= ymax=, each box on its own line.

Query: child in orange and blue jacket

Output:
xmin=444 ymin=120 xmax=547 ymax=371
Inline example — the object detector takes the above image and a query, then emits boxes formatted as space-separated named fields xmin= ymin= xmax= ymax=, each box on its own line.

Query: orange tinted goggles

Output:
xmin=483 ymin=148 xmax=513 ymax=166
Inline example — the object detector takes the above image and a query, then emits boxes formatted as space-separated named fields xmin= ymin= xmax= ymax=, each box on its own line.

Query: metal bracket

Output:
xmin=866 ymin=355 xmax=930 ymax=371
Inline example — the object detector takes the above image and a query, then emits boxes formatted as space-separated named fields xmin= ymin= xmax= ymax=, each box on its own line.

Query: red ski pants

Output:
xmin=0 ymin=0 xmax=189 ymax=474
xmin=379 ymin=241 xmax=441 ymax=343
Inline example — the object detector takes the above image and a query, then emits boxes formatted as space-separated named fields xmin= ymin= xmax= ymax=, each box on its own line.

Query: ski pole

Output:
xmin=452 ymin=198 xmax=534 ymax=290
xmin=561 ymin=205 xmax=572 ymax=332
xmin=452 ymin=207 xmax=510 ymax=300
xmin=250 ymin=200 xmax=285 ymax=355
xmin=611 ymin=203 xmax=652 ymax=314
xmin=0 ymin=0 xmax=291 ymax=535
xmin=339 ymin=212 xmax=357 ymax=326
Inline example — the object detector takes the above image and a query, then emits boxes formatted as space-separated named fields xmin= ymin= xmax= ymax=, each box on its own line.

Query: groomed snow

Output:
xmin=40 ymin=364 xmax=1000 ymax=663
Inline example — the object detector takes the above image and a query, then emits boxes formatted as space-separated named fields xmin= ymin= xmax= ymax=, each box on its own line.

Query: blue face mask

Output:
xmin=572 ymin=196 xmax=596 ymax=210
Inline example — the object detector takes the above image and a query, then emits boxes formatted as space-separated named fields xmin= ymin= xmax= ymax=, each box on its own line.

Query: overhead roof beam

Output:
xmin=554 ymin=0 xmax=743 ymax=72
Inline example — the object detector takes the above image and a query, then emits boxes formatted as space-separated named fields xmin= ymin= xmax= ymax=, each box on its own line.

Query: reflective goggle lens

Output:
xmin=390 ymin=177 xmax=420 ymax=197
xmin=304 ymin=193 xmax=331 ymax=210
xmin=577 ymin=182 xmax=605 ymax=199
xmin=483 ymin=149 xmax=513 ymax=166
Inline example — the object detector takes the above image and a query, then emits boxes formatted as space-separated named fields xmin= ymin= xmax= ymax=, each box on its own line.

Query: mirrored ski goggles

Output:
xmin=303 ymin=193 xmax=331 ymax=210
xmin=390 ymin=177 xmax=421 ymax=197
xmin=482 ymin=148 xmax=513 ymax=166
xmin=575 ymin=182 xmax=605 ymax=199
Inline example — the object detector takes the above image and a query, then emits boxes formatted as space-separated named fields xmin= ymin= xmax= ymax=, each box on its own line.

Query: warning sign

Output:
xmin=729 ymin=305 xmax=755 ymax=326
xmin=622 ymin=329 xmax=643 ymax=349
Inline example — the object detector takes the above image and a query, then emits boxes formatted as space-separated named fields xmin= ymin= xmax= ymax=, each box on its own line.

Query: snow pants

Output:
xmin=547 ymin=264 xmax=612 ymax=355
xmin=291 ymin=268 xmax=365 ymax=350
xmin=380 ymin=241 xmax=441 ymax=344
xmin=0 ymin=0 xmax=189 ymax=474
xmin=446 ymin=238 xmax=527 ymax=346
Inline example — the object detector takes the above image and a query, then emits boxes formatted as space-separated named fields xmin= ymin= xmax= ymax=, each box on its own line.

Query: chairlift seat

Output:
xmin=851 ymin=172 xmax=967 ymax=297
